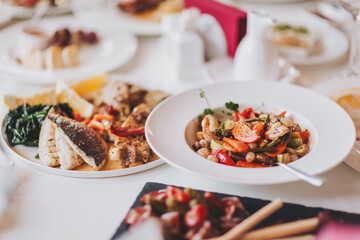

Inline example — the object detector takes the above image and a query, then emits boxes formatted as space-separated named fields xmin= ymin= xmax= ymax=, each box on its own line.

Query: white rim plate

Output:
xmin=0 ymin=4 xmax=72 ymax=19
xmin=0 ymin=16 xmax=138 ymax=84
xmin=270 ymin=9 xmax=348 ymax=66
xmin=72 ymin=1 xmax=162 ymax=36
xmin=0 ymin=77 xmax=166 ymax=178
xmin=146 ymin=81 xmax=355 ymax=185
xmin=312 ymin=76 xmax=360 ymax=172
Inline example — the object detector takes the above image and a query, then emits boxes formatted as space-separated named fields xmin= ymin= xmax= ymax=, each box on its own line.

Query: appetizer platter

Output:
xmin=1 ymin=75 xmax=169 ymax=178
xmin=113 ymin=182 xmax=360 ymax=240
xmin=146 ymin=81 xmax=355 ymax=184
xmin=0 ymin=16 xmax=138 ymax=84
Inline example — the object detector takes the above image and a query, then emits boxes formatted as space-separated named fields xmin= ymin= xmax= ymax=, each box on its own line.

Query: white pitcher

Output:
xmin=233 ymin=11 xmax=279 ymax=81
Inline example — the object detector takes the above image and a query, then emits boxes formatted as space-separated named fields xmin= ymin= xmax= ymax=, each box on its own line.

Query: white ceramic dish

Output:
xmin=0 ymin=110 xmax=164 ymax=178
xmin=72 ymin=0 xmax=162 ymax=36
xmin=0 ymin=16 xmax=138 ymax=84
xmin=146 ymin=81 xmax=355 ymax=185
xmin=203 ymin=56 xmax=300 ymax=84
xmin=270 ymin=9 xmax=348 ymax=66
xmin=312 ymin=76 xmax=360 ymax=172
xmin=0 ymin=3 xmax=71 ymax=19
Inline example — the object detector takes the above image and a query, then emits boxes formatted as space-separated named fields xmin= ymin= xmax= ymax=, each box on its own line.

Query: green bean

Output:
xmin=244 ymin=117 xmax=266 ymax=123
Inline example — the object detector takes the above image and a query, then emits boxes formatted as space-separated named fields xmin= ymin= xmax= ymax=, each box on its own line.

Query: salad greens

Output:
xmin=4 ymin=103 xmax=73 ymax=146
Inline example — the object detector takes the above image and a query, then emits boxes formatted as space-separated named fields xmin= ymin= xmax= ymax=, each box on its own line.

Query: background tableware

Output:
xmin=146 ymin=81 xmax=355 ymax=185
xmin=0 ymin=16 xmax=138 ymax=84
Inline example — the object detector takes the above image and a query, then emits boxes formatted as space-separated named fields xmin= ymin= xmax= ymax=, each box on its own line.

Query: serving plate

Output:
xmin=146 ymin=81 xmax=355 ymax=185
xmin=270 ymin=9 xmax=348 ymax=66
xmin=72 ymin=0 xmax=162 ymax=36
xmin=0 ymin=16 xmax=138 ymax=84
xmin=312 ymin=76 xmax=360 ymax=172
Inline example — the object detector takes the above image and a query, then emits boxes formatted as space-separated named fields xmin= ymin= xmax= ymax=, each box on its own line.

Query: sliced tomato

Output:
xmin=236 ymin=161 xmax=269 ymax=168
xmin=184 ymin=204 xmax=208 ymax=228
xmin=232 ymin=112 xmax=243 ymax=122
xmin=253 ymin=122 xmax=264 ymax=136
xmin=166 ymin=186 xmax=191 ymax=204
xmin=278 ymin=111 xmax=287 ymax=117
xmin=211 ymin=149 xmax=235 ymax=166
xmin=299 ymin=129 xmax=310 ymax=144
xmin=265 ymin=141 xmax=287 ymax=157
xmin=124 ymin=205 xmax=152 ymax=225
xmin=240 ymin=107 xmax=255 ymax=119
xmin=233 ymin=121 xmax=260 ymax=143
xmin=140 ymin=190 xmax=167 ymax=203
xmin=223 ymin=138 xmax=249 ymax=153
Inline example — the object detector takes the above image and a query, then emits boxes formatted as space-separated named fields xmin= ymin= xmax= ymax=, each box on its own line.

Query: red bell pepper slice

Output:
xmin=110 ymin=124 xmax=145 ymax=137
xmin=211 ymin=149 xmax=235 ymax=166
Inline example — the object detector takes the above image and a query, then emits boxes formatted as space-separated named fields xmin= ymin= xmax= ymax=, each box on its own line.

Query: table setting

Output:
xmin=0 ymin=0 xmax=360 ymax=239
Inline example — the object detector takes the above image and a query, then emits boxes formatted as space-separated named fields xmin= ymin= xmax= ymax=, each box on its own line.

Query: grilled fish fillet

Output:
xmin=48 ymin=113 xmax=107 ymax=170
xmin=55 ymin=128 xmax=84 ymax=170
xmin=39 ymin=118 xmax=59 ymax=167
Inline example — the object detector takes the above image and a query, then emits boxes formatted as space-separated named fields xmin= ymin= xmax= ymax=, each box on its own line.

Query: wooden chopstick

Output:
xmin=208 ymin=198 xmax=283 ymax=240
xmin=240 ymin=217 xmax=319 ymax=240
xmin=272 ymin=234 xmax=316 ymax=240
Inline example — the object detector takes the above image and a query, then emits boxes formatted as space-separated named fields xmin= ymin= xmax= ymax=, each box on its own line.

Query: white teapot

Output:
xmin=233 ymin=11 xmax=280 ymax=81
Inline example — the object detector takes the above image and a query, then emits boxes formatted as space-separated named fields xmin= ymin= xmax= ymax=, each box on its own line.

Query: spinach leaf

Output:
xmin=4 ymin=103 xmax=53 ymax=146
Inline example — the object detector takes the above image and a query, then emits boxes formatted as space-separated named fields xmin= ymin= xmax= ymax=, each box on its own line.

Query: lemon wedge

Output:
xmin=56 ymin=80 xmax=94 ymax=118
xmin=71 ymin=73 xmax=106 ymax=97
xmin=332 ymin=87 xmax=360 ymax=109
xmin=3 ymin=87 xmax=55 ymax=111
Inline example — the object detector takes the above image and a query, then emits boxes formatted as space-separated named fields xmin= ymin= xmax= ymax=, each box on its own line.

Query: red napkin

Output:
xmin=184 ymin=0 xmax=247 ymax=57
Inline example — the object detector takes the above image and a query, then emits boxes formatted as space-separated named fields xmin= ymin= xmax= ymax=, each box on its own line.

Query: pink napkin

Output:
xmin=184 ymin=0 xmax=247 ymax=57
xmin=316 ymin=221 xmax=360 ymax=240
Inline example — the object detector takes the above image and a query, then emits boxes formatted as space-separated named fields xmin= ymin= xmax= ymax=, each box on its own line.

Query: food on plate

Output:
xmin=331 ymin=88 xmax=360 ymax=139
xmin=191 ymin=90 xmax=310 ymax=168
xmin=3 ymin=77 xmax=169 ymax=171
xmin=122 ymin=186 xmax=335 ymax=240
xmin=2 ymin=0 xmax=56 ymax=7
xmin=272 ymin=24 xmax=316 ymax=57
xmin=19 ymin=28 xmax=98 ymax=70
xmin=118 ymin=0 xmax=183 ymax=22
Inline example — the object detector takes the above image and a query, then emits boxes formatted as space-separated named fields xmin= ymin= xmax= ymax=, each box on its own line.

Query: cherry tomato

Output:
xmin=184 ymin=204 xmax=208 ymax=228
xmin=140 ymin=190 xmax=166 ymax=203
xmin=165 ymin=186 xmax=191 ymax=204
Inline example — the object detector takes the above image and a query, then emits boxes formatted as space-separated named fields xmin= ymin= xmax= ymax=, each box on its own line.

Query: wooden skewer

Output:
xmin=240 ymin=217 xmax=319 ymax=240
xmin=208 ymin=199 xmax=283 ymax=240
xmin=272 ymin=234 xmax=316 ymax=240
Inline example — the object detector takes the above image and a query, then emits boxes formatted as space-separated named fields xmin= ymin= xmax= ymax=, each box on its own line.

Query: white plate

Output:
xmin=146 ymin=81 xmax=355 ymax=185
xmin=0 ymin=113 xmax=164 ymax=178
xmin=312 ymin=76 xmax=360 ymax=172
xmin=72 ymin=0 xmax=162 ymax=36
xmin=0 ymin=4 xmax=71 ymax=19
xmin=0 ymin=16 xmax=138 ymax=84
xmin=270 ymin=9 xmax=348 ymax=66
xmin=203 ymin=56 xmax=300 ymax=84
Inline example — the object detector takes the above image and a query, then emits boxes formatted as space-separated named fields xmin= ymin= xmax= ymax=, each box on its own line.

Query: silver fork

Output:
xmin=277 ymin=162 xmax=326 ymax=187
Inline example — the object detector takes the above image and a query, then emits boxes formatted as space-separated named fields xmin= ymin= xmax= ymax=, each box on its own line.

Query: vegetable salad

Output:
xmin=193 ymin=99 xmax=310 ymax=168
